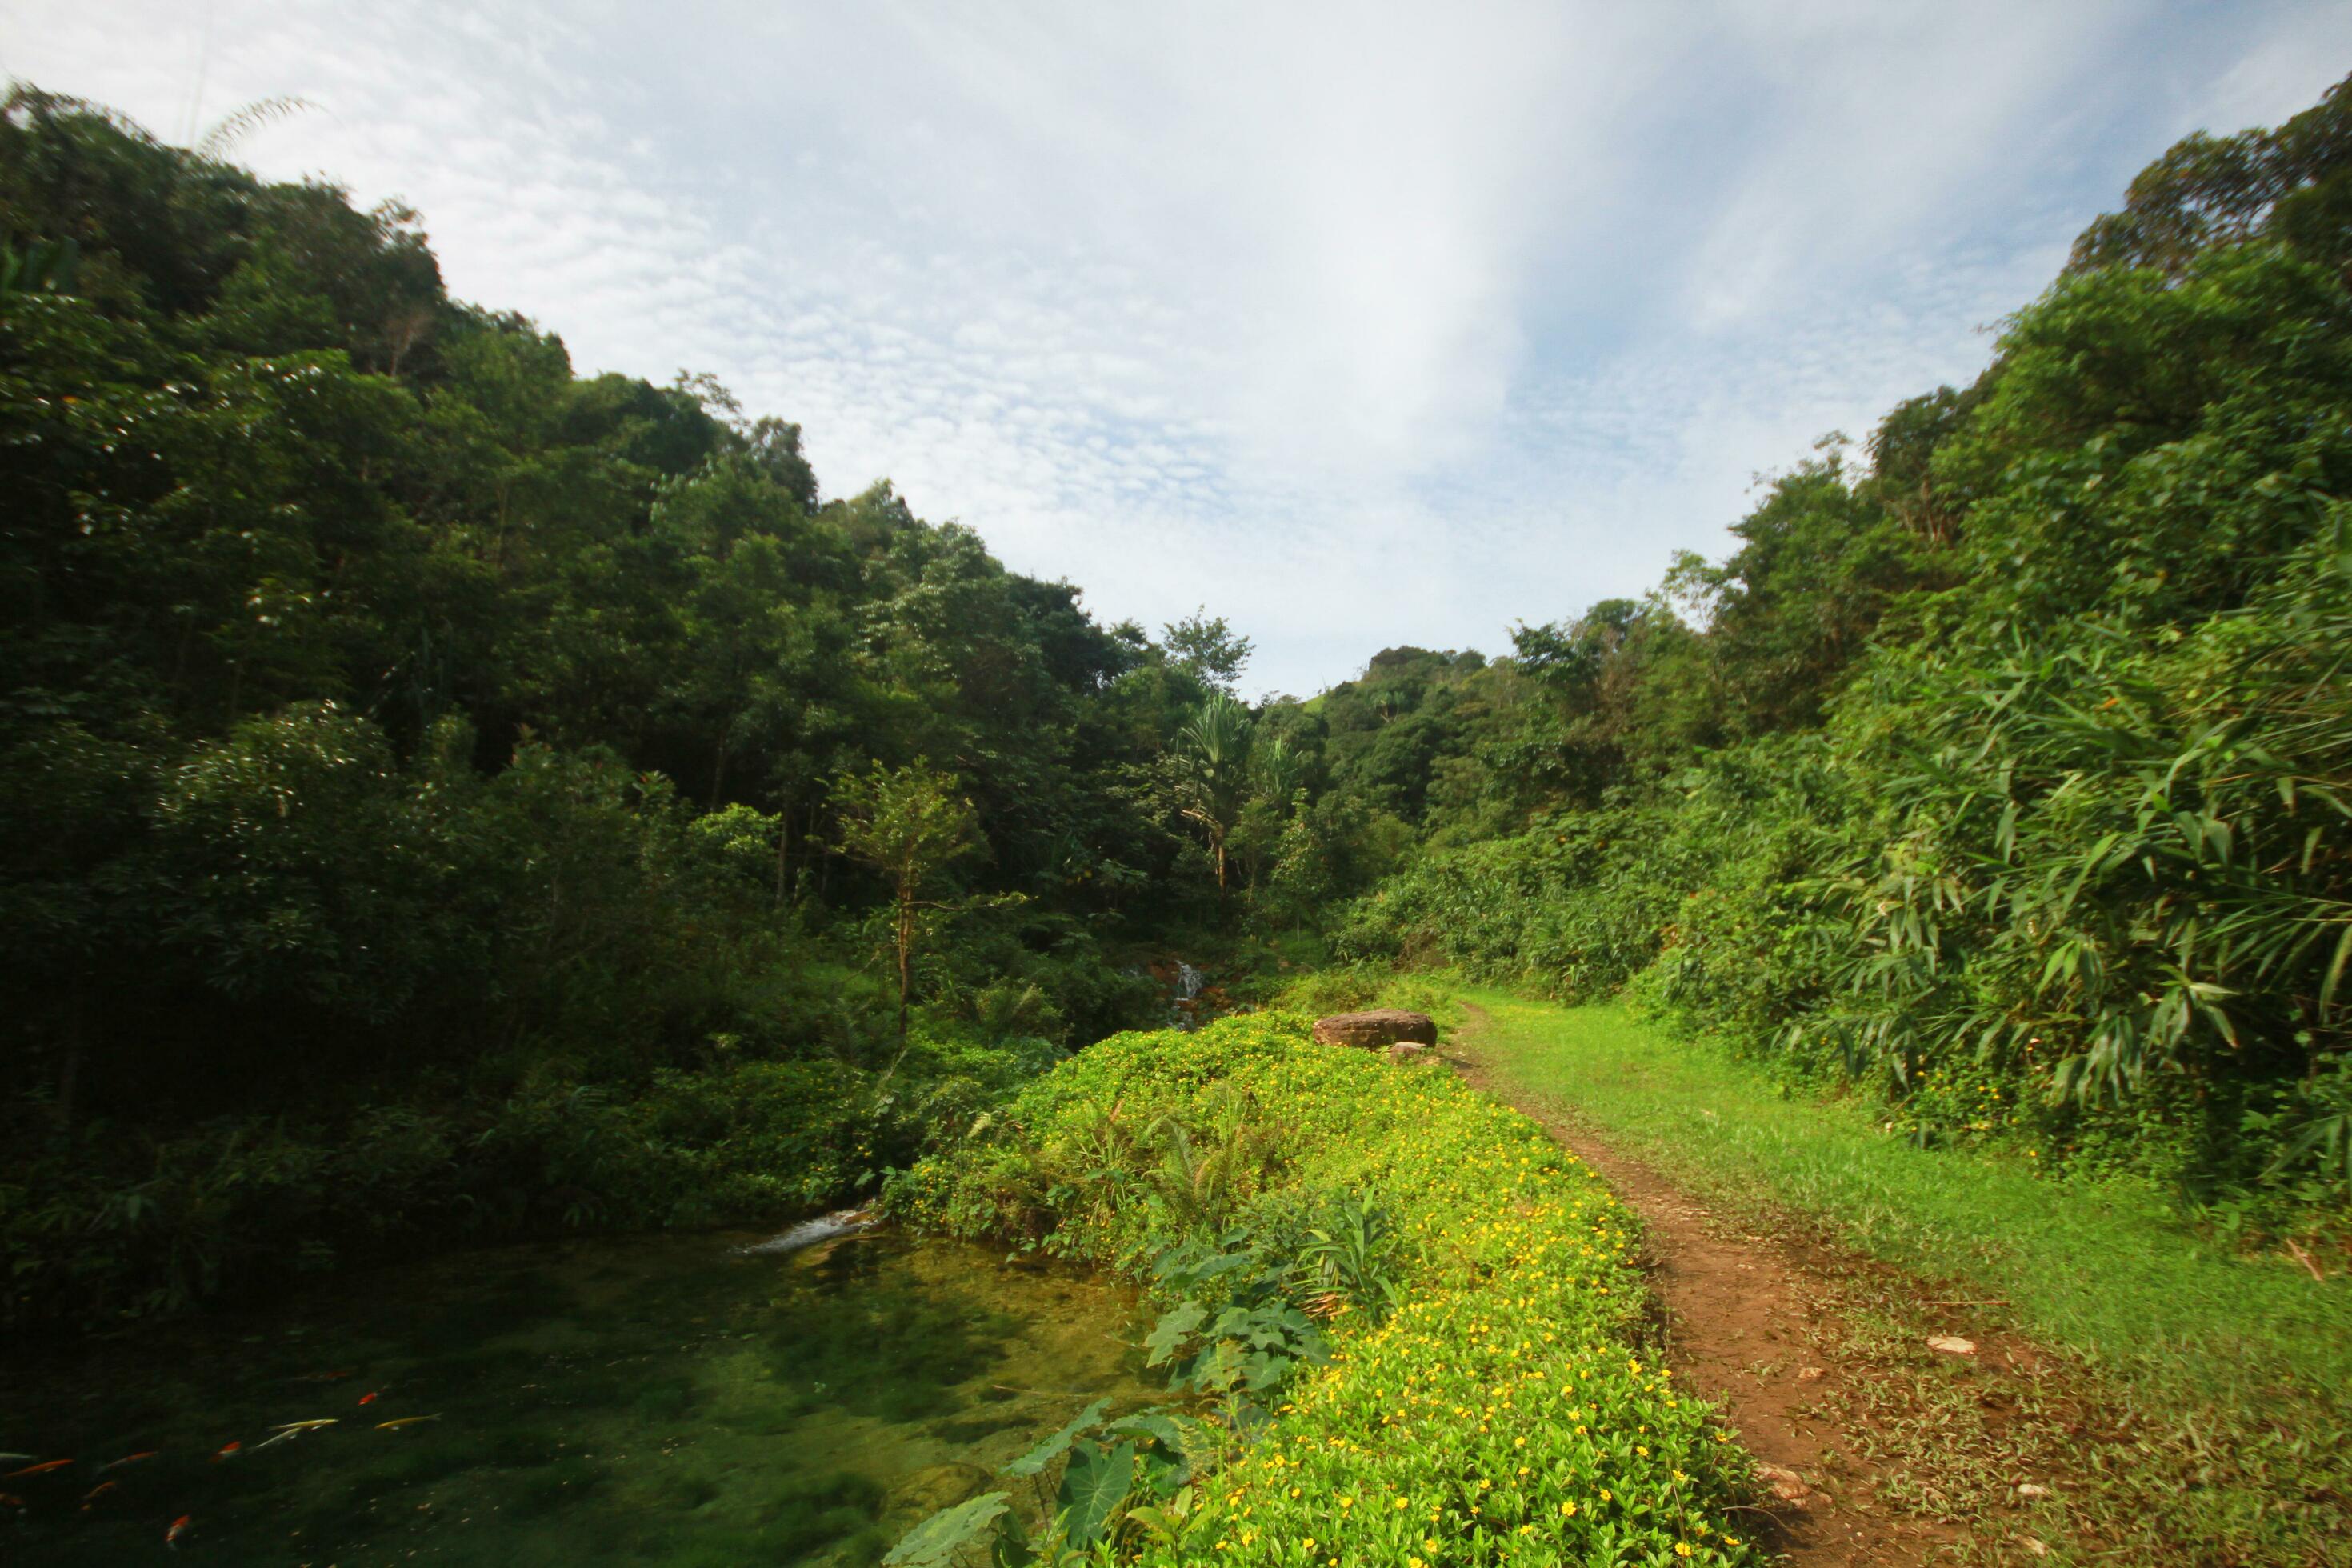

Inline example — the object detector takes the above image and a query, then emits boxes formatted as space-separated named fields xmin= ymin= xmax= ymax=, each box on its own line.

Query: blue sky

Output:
xmin=6 ymin=1 xmax=2350 ymax=694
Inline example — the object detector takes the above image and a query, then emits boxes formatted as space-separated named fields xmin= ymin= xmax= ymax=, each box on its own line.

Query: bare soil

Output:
xmin=1450 ymin=1004 xmax=2094 ymax=1567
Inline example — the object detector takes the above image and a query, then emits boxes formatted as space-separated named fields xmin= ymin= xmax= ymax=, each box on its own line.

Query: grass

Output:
xmin=1458 ymin=989 xmax=2352 ymax=1565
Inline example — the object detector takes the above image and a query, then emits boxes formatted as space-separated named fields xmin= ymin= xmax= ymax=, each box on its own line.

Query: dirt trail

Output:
xmin=1449 ymin=1004 xmax=2064 ymax=1567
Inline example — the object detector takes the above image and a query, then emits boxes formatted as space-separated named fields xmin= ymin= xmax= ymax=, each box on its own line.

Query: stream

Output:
xmin=0 ymin=1229 xmax=1157 ymax=1565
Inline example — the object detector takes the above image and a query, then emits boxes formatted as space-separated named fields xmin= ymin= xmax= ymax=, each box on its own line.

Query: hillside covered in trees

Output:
xmin=0 ymin=86 xmax=1358 ymax=1325
xmin=1308 ymin=77 xmax=2352 ymax=1232
xmin=6 ymin=71 xmax=2352 ymax=1338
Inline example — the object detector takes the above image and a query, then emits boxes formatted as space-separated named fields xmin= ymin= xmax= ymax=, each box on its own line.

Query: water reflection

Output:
xmin=0 ymin=1231 xmax=1154 ymax=1565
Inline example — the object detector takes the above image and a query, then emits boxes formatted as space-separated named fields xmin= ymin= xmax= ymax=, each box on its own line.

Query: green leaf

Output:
xmin=2321 ymin=922 xmax=2352 ymax=1018
xmin=1142 ymin=1300 xmax=1205 ymax=1367
xmin=1186 ymin=1340 xmax=1245 ymax=1394
xmin=884 ymin=1491 xmax=1011 ymax=1567
xmin=1209 ymin=1304 xmax=1257 ymax=1339
xmin=1056 ymin=1442 xmax=1134 ymax=1548
xmin=1004 ymin=1397 xmax=1111 ymax=1478
xmin=1105 ymin=1410 xmax=1218 ymax=1485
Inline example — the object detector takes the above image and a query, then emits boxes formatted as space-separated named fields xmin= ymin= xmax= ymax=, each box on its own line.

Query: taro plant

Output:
xmin=1143 ymin=1225 xmax=1329 ymax=1434
xmin=883 ymin=1396 xmax=1218 ymax=1567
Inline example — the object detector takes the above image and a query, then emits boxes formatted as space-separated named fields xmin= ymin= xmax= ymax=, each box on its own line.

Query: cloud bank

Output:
xmin=6 ymin=0 xmax=2350 ymax=693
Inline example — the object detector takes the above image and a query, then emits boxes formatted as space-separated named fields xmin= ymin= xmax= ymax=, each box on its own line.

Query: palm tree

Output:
xmin=1177 ymin=694 xmax=1253 ymax=893
xmin=1254 ymin=735 xmax=1306 ymax=806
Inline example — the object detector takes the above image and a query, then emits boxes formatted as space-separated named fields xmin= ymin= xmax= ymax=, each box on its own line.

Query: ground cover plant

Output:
xmin=892 ymin=1012 xmax=1764 ymax=1566
xmin=1459 ymin=991 xmax=2352 ymax=1565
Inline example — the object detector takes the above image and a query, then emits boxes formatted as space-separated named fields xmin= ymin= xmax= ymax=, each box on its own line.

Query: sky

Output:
xmin=5 ymin=2 xmax=2350 ymax=696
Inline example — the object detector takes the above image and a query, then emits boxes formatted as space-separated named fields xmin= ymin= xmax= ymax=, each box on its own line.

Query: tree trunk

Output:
xmin=774 ymin=806 xmax=790 ymax=907
xmin=895 ymin=890 xmax=914 ymax=1040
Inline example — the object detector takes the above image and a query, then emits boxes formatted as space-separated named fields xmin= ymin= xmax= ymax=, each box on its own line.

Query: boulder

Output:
xmin=1311 ymin=1009 xmax=1438 ymax=1050
xmin=1386 ymin=1040 xmax=1434 ymax=1063
xmin=882 ymin=1462 xmax=991 ymax=1530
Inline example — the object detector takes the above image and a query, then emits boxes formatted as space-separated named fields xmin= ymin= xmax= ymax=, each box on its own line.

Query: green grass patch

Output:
xmin=1460 ymin=990 xmax=2352 ymax=1564
xmin=897 ymin=1011 xmax=1766 ymax=1566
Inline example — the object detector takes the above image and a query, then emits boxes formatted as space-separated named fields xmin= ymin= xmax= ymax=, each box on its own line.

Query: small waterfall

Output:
xmin=740 ymin=1208 xmax=877 ymax=1255
xmin=1164 ymin=959 xmax=1210 ymax=1030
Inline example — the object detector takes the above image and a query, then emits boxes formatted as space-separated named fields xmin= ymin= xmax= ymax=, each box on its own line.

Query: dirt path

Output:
xmin=1449 ymin=1004 xmax=2072 ymax=1567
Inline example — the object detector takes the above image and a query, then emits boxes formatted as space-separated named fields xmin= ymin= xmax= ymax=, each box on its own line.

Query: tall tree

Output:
xmin=831 ymin=761 xmax=981 ymax=1040
xmin=1162 ymin=608 xmax=1255 ymax=695
xmin=1175 ymin=694 xmax=1254 ymax=894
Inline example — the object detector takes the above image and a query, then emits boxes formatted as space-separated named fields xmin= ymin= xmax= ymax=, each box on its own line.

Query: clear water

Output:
xmin=0 ymin=1230 xmax=1157 ymax=1565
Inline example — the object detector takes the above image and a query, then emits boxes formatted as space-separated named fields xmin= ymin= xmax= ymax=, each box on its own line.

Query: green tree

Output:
xmin=1162 ymin=608 xmax=1255 ymax=694
xmin=1174 ymin=694 xmax=1254 ymax=894
xmin=831 ymin=761 xmax=982 ymax=1039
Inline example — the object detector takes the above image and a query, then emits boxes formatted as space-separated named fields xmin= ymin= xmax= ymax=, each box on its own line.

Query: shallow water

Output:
xmin=0 ymin=1230 xmax=1156 ymax=1565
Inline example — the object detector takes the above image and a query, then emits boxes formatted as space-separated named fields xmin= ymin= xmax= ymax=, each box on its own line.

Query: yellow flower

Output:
xmin=1675 ymin=1546 xmax=1694 ymax=1559
xmin=1560 ymin=1500 xmax=1578 ymax=1517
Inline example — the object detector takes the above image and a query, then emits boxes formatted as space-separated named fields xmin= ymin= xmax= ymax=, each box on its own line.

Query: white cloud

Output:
xmin=2 ymin=0 xmax=2345 ymax=692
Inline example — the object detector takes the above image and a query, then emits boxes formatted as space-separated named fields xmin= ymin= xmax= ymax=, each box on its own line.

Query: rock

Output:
xmin=1311 ymin=1009 xmax=1438 ymax=1050
xmin=2015 ymin=1482 xmax=2050 ymax=1501
xmin=1796 ymin=1366 xmax=1826 ymax=1382
xmin=882 ymin=1462 xmax=990 ymax=1528
xmin=1386 ymin=1041 xmax=1434 ymax=1063
xmin=1927 ymin=1334 xmax=1977 ymax=1356
xmin=1754 ymin=1462 xmax=1812 ymax=1504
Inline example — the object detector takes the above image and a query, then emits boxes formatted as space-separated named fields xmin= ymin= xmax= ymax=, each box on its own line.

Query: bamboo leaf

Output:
xmin=2320 ymin=923 xmax=2352 ymax=1019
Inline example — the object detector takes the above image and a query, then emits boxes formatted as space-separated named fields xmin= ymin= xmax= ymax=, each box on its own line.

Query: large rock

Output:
xmin=881 ymin=1462 xmax=991 ymax=1532
xmin=1311 ymin=1009 xmax=1438 ymax=1050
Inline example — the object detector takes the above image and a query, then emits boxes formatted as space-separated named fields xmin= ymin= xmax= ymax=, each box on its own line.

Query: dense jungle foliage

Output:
xmin=1315 ymin=78 xmax=2352 ymax=1234
xmin=11 ymin=70 xmax=2352 ymax=1330
xmin=0 ymin=87 xmax=1386 ymax=1327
